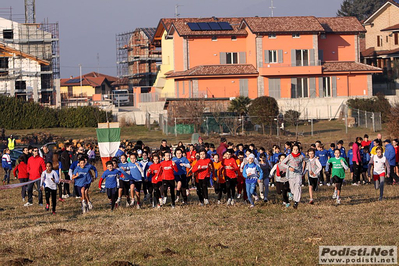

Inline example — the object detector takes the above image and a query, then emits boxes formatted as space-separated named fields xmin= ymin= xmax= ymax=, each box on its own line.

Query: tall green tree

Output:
xmin=248 ymin=96 xmax=279 ymax=135
xmin=228 ymin=96 xmax=251 ymax=115
xmin=337 ymin=0 xmax=386 ymax=21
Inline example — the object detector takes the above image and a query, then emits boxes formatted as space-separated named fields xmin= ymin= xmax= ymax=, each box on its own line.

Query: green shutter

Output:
xmin=291 ymin=49 xmax=296 ymax=66
xmin=332 ymin=76 xmax=337 ymax=97
xmin=220 ymin=52 xmax=226 ymax=64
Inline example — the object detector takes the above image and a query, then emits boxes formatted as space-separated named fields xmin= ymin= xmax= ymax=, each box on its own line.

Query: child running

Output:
xmin=172 ymin=148 xmax=191 ymax=204
xmin=327 ymin=149 xmax=349 ymax=205
xmin=222 ymin=150 xmax=239 ymax=206
xmin=368 ymin=146 xmax=390 ymax=201
xmin=258 ymin=153 xmax=271 ymax=202
xmin=40 ymin=162 xmax=59 ymax=214
xmin=306 ymin=149 xmax=322 ymax=205
xmin=270 ymin=154 xmax=290 ymax=207
xmin=147 ymin=154 xmax=162 ymax=208
xmin=98 ymin=161 xmax=121 ymax=211
xmin=192 ymin=149 xmax=213 ymax=206
xmin=159 ymin=151 xmax=178 ymax=208
xmin=242 ymin=154 xmax=263 ymax=208
xmin=281 ymin=144 xmax=306 ymax=209
xmin=72 ymin=158 xmax=93 ymax=214
xmin=212 ymin=154 xmax=226 ymax=204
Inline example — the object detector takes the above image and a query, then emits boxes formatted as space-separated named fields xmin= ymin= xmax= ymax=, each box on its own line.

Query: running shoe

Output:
xmin=45 ymin=204 xmax=49 ymax=211
xmin=204 ymin=199 xmax=209 ymax=205
xmin=237 ymin=193 xmax=241 ymax=199
xmin=226 ymin=198 xmax=231 ymax=206
xmin=88 ymin=201 xmax=93 ymax=210
xmin=309 ymin=199 xmax=314 ymax=205
xmin=288 ymin=192 xmax=293 ymax=201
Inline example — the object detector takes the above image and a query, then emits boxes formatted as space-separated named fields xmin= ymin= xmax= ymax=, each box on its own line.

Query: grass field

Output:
xmin=1 ymin=170 xmax=399 ymax=265
xmin=1 ymin=122 xmax=397 ymax=265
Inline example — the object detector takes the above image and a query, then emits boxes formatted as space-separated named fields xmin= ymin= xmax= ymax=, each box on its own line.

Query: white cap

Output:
xmin=248 ymin=154 xmax=255 ymax=159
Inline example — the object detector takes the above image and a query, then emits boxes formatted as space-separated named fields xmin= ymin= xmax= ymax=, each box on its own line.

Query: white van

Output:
xmin=113 ymin=90 xmax=130 ymax=106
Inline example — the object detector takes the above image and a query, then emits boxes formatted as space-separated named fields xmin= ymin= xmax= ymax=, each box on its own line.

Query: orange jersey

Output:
xmin=186 ymin=150 xmax=197 ymax=163
xmin=213 ymin=161 xmax=225 ymax=184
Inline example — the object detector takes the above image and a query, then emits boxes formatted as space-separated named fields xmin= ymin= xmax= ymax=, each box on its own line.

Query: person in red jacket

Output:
xmin=159 ymin=151 xmax=178 ymax=208
xmin=222 ymin=149 xmax=239 ymax=205
xmin=147 ymin=154 xmax=162 ymax=208
xmin=216 ymin=137 xmax=228 ymax=158
xmin=25 ymin=148 xmax=46 ymax=206
xmin=192 ymin=149 xmax=213 ymax=206
xmin=13 ymin=155 xmax=29 ymax=202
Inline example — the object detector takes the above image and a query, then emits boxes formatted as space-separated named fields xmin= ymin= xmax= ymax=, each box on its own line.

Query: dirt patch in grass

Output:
xmin=160 ymin=248 xmax=177 ymax=256
xmin=46 ymin=228 xmax=73 ymax=235
xmin=109 ymin=261 xmax=137 ymax=266
xmin=5 ymin=258 xmax=33 ymax=265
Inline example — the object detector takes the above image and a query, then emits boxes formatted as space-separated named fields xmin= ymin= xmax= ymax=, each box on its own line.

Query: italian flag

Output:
xmin=96 ymin=124 xmax=120 ymax=170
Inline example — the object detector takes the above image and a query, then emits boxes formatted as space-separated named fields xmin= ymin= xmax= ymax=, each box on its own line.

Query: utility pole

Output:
xmin=175 ymin=4 xmax=182 ymax=19
xmin=79 ymin=64 xmax=82 ymax=96
xmin=269 ymin=0 xmax=276 ymax=17
xmin=25 ymin=0 xmax=36 ymax=23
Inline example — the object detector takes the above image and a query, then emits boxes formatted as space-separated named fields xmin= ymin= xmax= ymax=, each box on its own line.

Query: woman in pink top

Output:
xmin=352 ymin=137 xmax=362 ymax=185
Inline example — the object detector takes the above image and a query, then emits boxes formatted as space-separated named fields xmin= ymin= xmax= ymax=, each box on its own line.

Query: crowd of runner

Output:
xmin=3 ymin=133 xmax=398 ymax=214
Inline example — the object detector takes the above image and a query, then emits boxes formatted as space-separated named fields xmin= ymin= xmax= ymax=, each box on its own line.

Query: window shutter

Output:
xmin=239 ymin=52 xmax=246 ymax=64
xmin=269 ymin=78 xmax=281 ymax=99
xmin=264 ymin=50 xmax=270 ymax=64
xmin=309 ymin=49 xmax=315 ymax=66
xmin=220 ymin=52 xmax=226 ymax=64
xmin=182 ymin=81 xmax=185 ymax=95
xmin=291 ymin=49 xmax=296 ymax=66
xmin=309 ymin=77 xmax=316 ymax=98
xmin=291 ymin=78 xmax=297 ymax=98
xmin=278 ymin=50 xmax=283 ymax=63
xmin=332 ymin=76 xmax=337 ymax=97
xmin=176 ymin=81 xmax=179 ymax=98
xmin=318 ymin=77 xmax=324 ymax=98
xmin=239 ymin=79 xmax=249 ymax=97
xmin=318 ymin=50 xmax=324 ymax=62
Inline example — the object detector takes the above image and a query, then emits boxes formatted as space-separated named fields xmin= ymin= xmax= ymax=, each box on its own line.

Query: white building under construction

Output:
xmin=0 ymin=10 xmax=60 ymax=104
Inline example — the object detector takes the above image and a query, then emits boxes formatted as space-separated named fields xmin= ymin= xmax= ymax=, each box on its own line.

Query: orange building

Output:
xmin=151 ymin=16 xmax=382 ymax=119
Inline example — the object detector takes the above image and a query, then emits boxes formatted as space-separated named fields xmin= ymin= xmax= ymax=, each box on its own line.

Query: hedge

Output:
xmin=0 ymin=96 xmax=110 ymax=129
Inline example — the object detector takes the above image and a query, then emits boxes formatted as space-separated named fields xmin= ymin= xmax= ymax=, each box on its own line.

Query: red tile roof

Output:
xmin=169 ymin=17 xmax=246 ymax=37
xmin=61 ymin=72 xmax=118 ymax=87
xmin=322 ymin=61 xmax=382 ymax=72
xmin=381 ymin=23 xmax=399 ymax=31
xmin=317 ymin=17 xmax=365 ymax=33
xmin=242 ymin=16 xmax=324 ymax=33
xmin=166 ymin=64 xmax=258 ymax=78
xmin=361 ymin=47 xmax=399 ymax=57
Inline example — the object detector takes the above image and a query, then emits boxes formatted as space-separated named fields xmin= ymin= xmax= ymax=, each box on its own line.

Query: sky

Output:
xmin=1 ymin=0 xmax=343 ymax=78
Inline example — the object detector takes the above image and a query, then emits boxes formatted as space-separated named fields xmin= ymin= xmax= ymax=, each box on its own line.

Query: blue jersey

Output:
xmin=127 ymin=162 xmax=143 ymax=181
xmin=347 ymin=149 xmax=353 ymax=165
xmin=73 ymin=165 xmax=93 ymax=186
xmin=101 ymin=169 xmax=121 ymax=188
xmin=272 ymin=152 xmax=282 ymax=164
xmin=172 ymin=156 xmax=190 ymax=176
xmin=339 ymin=147 xmax=347 ymax=159
xmin=328 ymin=148 xmax=335 ymax=158
xmin=315 ymin=149 xmax=329 ymax=166
xmin=361 ymin=151 xmax=370 ymax=169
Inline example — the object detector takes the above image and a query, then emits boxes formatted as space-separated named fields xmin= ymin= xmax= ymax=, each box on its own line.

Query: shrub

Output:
xmin=346 ymin=93 xmax=391 ymax=123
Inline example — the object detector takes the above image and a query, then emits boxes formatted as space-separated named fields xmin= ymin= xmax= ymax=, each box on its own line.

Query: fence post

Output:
xmin=372 ymin=112 xmax=375 ymax=132
xmin=311 ymin=118 xmax=313 ymax=136
xmin=365 ymin=111 xmax=367 ymax=129
xmin=357 ymin=110 xmax=360 ymax=127
xmin=345 ymin=107 xmax=348 ymax=134
xmin=206 ymin=117 xmax=209 ymax=137
xmin=174 ymin=117 xmax=177 ymax=137
xmin=165 ymin=117 xmax=169 ymax=135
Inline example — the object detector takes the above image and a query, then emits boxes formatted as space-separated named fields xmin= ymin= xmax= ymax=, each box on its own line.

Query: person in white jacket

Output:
xmin=306 ymin=149 xmax=322 ymax=205
xmin=40 ymin=162 xmax=60 ymax=214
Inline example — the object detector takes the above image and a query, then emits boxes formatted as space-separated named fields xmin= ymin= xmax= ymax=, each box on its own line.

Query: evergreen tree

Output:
xmin=337 ymin=0 xmax=386 ymax=21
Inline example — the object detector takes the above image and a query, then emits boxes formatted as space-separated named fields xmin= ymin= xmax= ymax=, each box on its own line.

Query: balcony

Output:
xmin=259 ymin=61 xmax=322 ymax=76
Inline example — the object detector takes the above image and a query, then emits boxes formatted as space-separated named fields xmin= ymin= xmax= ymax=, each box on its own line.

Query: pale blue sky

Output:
xmin=1 ymin=0 xmax=343 ymax=78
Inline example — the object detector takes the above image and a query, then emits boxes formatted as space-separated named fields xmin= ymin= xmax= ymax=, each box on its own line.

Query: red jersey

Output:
xmin=395 ymin=146 xmax=399 ymax=163
xmin=148 ymin=163 xmax=162 ymax=184
xmin=13 ymin=161 xmax=28 ymax=179
xmin=186 ymin=150 xmax=197 ymax=163
xmin=222 ymin=158 xmax=238 ymax=179
xmin=192 ymin=158 xmax=212 ymax=180
xmin=361 ymin=140 xmax=371 ymax=148
xmin=159 ymin=160 xmax=178 ymax=181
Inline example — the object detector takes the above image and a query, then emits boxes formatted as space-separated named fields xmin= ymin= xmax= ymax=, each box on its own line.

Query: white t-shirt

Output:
xmin=40 ymin=170 xmax=59 ymax=190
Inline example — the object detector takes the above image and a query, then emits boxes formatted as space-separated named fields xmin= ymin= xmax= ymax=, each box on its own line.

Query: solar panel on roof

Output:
xmin=187 ymin=22 xmax=201 ymax=31
xmin=208 ymin=22 xmax=222 ymax=30
xmin=218 ymin=22 xmax=233 ymax=30
xmin=65 ymin=79 xmax=82 ymax=84
xmin=198 ymin=22 xmax=211 ymax=30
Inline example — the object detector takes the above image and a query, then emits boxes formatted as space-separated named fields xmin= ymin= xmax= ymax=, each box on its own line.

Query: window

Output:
xmin=231 ymin=36 xmax=237 ymax=41
xmin=320 ymin=34 xmax=326 ymax=39
xmin=295 ymin=78 xmax=308 ymax=98
xmin=377 ymin=35 xmax=383 ymax=47
xmin=292 ymin=33 xmax=300 ymax=38
xmin=211 ymin=36 xmax=217 ymax=41
xmin=226 ymin=52 xmax=238 ymax=64
xmin=386 ymin=36 xmax=389 ymax=43
xmin=322 ymin=77 xmax=331 ymax=97
xmin=268 ymin=33 xmax=276 ymax=39
xmin=295 ymin=49 xmax=309 ymax=66
xmin=395 ymin=33 xmax=398 ymax=45
xmin=268 ymin=50 xmax=277 ymax=63
xmin=0 ymin=57 xmax=8 ymax=75
xmin=3 ymin=29 xmax=13 ymax=39
xmin=15 ymin=81 xmax=26 ymax=91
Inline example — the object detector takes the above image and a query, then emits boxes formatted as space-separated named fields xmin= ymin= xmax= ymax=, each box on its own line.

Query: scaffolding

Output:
xmin=0 ymin=7 xmax=60 ymax=104
xmin=116 ymin=28 xmax=161 ymax=90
